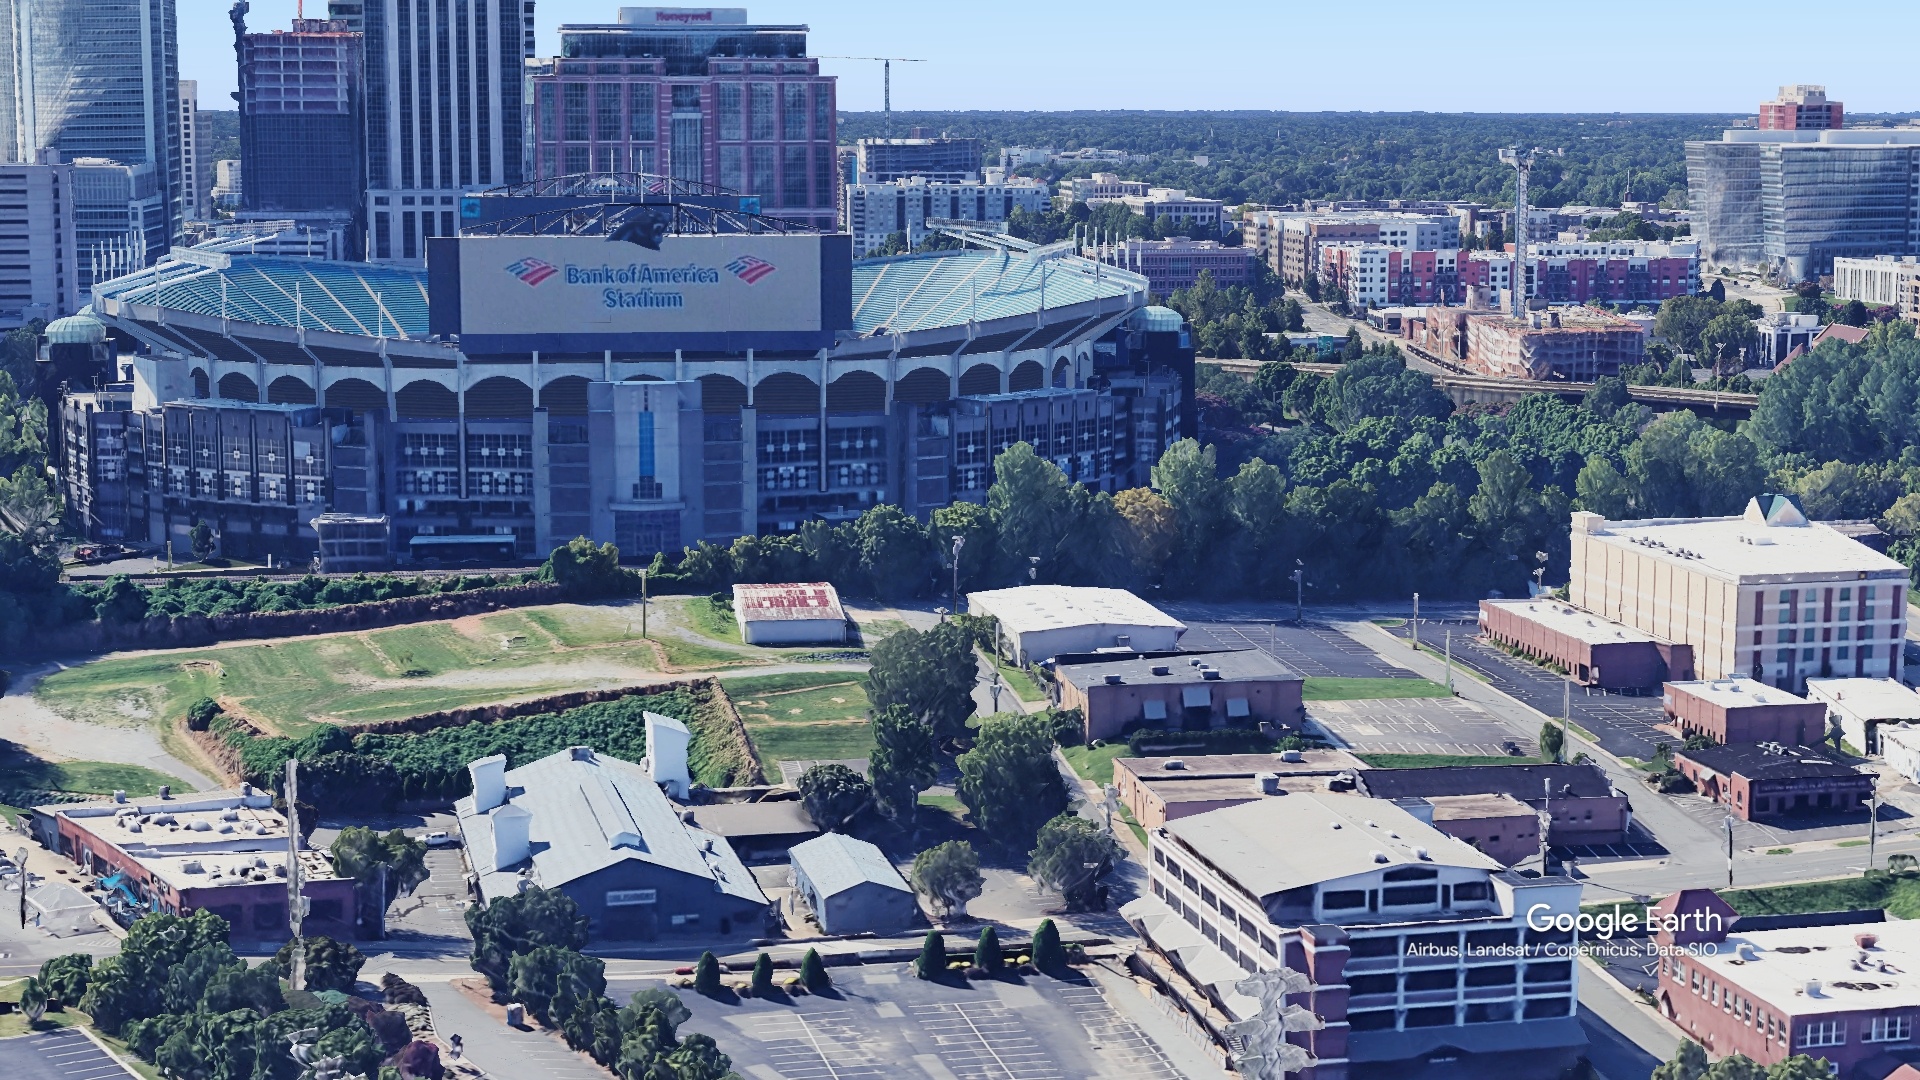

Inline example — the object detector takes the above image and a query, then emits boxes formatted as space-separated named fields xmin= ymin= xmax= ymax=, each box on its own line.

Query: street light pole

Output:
xmin=1290 ymin=561 xmax=1304 ymax=624
xmin=951 ymin=535 xmax=965 ymax=614
xmin=1726 ymin=816 xmax=1736 ymax=889
xmin=1411 ymin=592 xmax=1419 ymax=651
xmin=640 ymin=569 xmax=650 ymax=638
xmin=1870 ymin=785 xmax=1880 ymax=870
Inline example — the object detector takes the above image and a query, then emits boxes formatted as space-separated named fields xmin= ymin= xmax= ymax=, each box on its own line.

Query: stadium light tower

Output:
xmin=1497 ymin=147 xmax=1562 ymax=319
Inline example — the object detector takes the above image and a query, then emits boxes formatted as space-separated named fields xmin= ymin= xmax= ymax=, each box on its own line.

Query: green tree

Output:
xmin=1654 ymin=295 xmax=1722 ymax=352
xmin=1699 ymin=311 xmax=1762 ymax=375
xmin=1582 ymin=375 xmax=1631 ymax=417
xmin=330 ymin=826 xmax=430 ymax=934
xmin=866 ymin=622 xmax=977 ymax=745
xmin=1766 ymin=1058 xmax=1837 ymax=1080
xmin=18 ymin=976 xmax=46 ymax=1025
xmin=911 ymin=840 xmax=984 ymax=919
xmin=852 ymin=503 xmax=931 ymax=599
xmin=1028 ymin=813 xmax=1122 ymax=911
xmin=750 ymin=952 xmax=775 ymax=996
xmin=693 ymin=952 xmax=722 ymax=997
xmin=1114 ymin=487 xmax=1179 ymax=585
xmin=974 ymin=926 xmax=1003 ymax=974
xmin=189 ymin=519 xmax=216 ymax=562
xmin=799 ymin=948 xmax=830 ymax=991
xmin=1574 ymin=455 xmax=1633 ymax=518
xmin=956 ymin=713 xmax=1069 ymax=850
xmin=1341 ymin=327 xmax=1364 ymax=361
xmin=201 ymin=958 xmax=286 ymax=1017
xmin=915 ymin=930 xmax=948 ymax=979
xmin=541 ymin=536 xmax=629 ymax=600
xmin=987 ymin=442 xmax=1072 ymax=580
xmin=35 ymin=953 xmax=91 ymax=1007
xmin=1837 ymin=298 xmax=1870 ymax=327
xmin=869 ymin=704 xmax=939 ymax=829
xmin=275 ymin=935 xmax=366 ymax=995
xmin=91 ymin=575 xmax=149 ymax=623
xmin=1697 ymin=1054 xmax=1764 ymax=1080
xmin=1540 ymin=722 xmax=1566 ymax=764
xmin=465 ymin=886 xmax=590 ymax=995
xmin=797 ymin=763 xmax=872 ymax=831
xmin=509 ymin=945 xmax=606 ymax=1026
xmin=1029 ymin=918 xmax=1066 ymax=974
xmin=930 ymin=500 xmax=997 ymax=600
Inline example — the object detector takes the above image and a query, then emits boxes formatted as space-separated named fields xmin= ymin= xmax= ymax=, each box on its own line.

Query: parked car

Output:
xmin=424 ymin=830 xmax=455 ymax=848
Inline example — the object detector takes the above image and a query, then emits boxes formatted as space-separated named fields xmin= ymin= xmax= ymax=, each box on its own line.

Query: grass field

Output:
xmin=1357 ymin=753 xmax=1544 ymax=769
xmin=0 ymin=757 xmax=192 ymax=797
xmin=34 ymin=598 xmax=773 ymax=737
xmin=1060 ymin=742 xmax=1135 ymax=786
xmin=724 ymin=671 xmax=874 ymax=777
xmin=992 ymin=657 xmax=1044 ymax=701
xmin=1302 ymin=677 xmax=1451 ymax=701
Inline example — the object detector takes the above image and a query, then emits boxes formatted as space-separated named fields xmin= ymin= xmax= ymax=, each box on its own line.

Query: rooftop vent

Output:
xmin=1104 ymin=674 xmax=1124 ymax=685
xmin=1255 ymin=772 xmax=1281 ymax=795
xmin=1151 ymin=665 xmax=1171 ymax=676
xmin=1281 ymin=750 xmax=1305 ymax=763
xmin=1413 ymin=847 xmax=1430 ymax=861
xmin=1202 ymin=669 xmax=1221 ymax=681
xmin=569 ymin=746 xmax=594 ymax=761
xmin=1737 ymin=943 xmax=1758 ymax=961
xmin=274 ymin=864 xmax=287 ymax=878
xmin=182 ymin=859 xmax=204 ymax=874
xmin=1364 ymin=819 xmax=1379 ymax=829
xmin=1858 ymin=933 xmax=1880 ymax=950
xmin=1805 ymin=979 xmax=1823 ymax=997
xmin=1371 ymin=851 xmax=1389 ymax=863
xmin=1330 ymin=821 xmax=1342 ymax=829
xmin=190 ymin=819 xmax=212 ymax=832
xmin=1163 ymin=759 xmax=1186 ymax=771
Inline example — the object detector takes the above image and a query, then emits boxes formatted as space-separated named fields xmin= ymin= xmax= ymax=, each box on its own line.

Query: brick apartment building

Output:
xmin=1356 ymin=763 xmax=1631 ymax=847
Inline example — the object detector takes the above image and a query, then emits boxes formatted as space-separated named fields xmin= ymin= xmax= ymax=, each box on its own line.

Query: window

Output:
xmin=783 ymin=83 xmax=808 ymax=140
xmin=628 ymin=83 xmax=656 ymax=142
xmin=717 ymin=83 xmax=742 ymax=141
xmin=1453 ymin=881 xmax=1491 ymax=902
xmin=1322 ymin=889 xmax=1365 ymax=910
xmin=1382 ymin=885 xmax=1438 ymax=907
xmin=594 ymin=82 xmax=621 ymax=142
xmin=720 ymin=145 xmax=743 ymax=192
xmin=750 ymin=145 xmax=776 ymax=198
xmin=1799 ymin=1019 xmax=1845 ymax=1048
xmin=1867 ymin=1015 xmax=1913 ymax=1043
xmin=784 ymin=145 xmax=809 ymax=206
xmin=1778 ymin=629 xmax=1796 ymax=644
xmin=750 ymin=84 xmax=775 ymax=140
xmin=563 ymin=83 xmax=588 ymax=141
xmin=813 ymin=84 xmax=832 ymax=140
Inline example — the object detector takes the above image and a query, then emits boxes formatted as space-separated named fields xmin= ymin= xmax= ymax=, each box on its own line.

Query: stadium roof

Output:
xmin=96 ymin=256 xmax=433 ymax=339
xmin=850 ymin=248 xmax=1146 ymax=336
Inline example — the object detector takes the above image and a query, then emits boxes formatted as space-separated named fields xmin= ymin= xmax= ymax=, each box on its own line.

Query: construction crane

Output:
xmin=816 ymin=56 xmax=926 ymax=138
xmin=1497 ymin=146 xmax=1563 ymax=319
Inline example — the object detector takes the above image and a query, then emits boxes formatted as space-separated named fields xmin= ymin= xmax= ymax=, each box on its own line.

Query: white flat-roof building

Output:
xmin=732 ymin=582 xmax=848 ymax=646
xmin=1803 ymin=677 xmax=1920 ymax=755
xmin=1122 ymin=792 xmax=1586 ymax=1077
xmin=966 ymin=584 xmax=1186 ymax=665
xmin=1880 ymin=724 xmax=1920 ymax=784
xmin=1569 ymin=495 xmax=1908 ymax=692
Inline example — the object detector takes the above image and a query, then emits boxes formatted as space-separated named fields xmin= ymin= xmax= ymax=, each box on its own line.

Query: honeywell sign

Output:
xmin=617 ymin=7 xmax=749 ymax=25
xmin=431 ymin=233 xmax=851 ymax=353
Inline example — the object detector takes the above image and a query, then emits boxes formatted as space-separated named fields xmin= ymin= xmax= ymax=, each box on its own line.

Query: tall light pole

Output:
xmin=1411 ymin=592 xmax=1420 ymax=651
xmin=1290 ymin=561 xmax=1305 ymax=625
xmin=1498 ymin=147 xmax=1562 ymax=319
xmin=950 ymin=535 xmax=965 ymax=614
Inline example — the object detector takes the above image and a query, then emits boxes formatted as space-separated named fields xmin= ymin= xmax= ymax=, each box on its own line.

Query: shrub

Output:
xmin=799 ymin=949 xmax=829 ymax=992
xmin=185 ymin=697 xmax=223 ymax=731
xmin=1030 ymin=919 xmax=1066 ymax=974
xmin=1126 ymin=725 xmax=1279 ymax=757
xmin=916 ymin=931 xmax=947 ymax=980
xmin=974 ymin=927 xmax=1002 ymax=975
xmin=693 ymin=952 xmax=721 ymax=996
xmin=750 ymin=953 xmax=774 ymax=996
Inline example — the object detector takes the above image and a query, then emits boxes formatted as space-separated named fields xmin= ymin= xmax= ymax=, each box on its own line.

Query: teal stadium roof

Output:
xmin=98 ymin=256 xmax=433 ymax=338
xmin=96 ymin=246 xmax=1145 ymax=343
xmin=849 ymin=249 xmax=1145 ymax=336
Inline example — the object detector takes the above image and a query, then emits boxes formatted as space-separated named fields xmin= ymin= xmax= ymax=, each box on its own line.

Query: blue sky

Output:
xmin=186 ymin=2 xmax=1920 ymax=115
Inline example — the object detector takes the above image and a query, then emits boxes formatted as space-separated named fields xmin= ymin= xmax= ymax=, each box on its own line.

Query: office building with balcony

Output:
xmin=527 ymin=7 xmax=837 ymax=232
xmin=842 ymin=174 xmax=1050 ymax=255
xmin=1122 ymin=793 xmax=1587 ymax=1080
xmin=1834 ymin=255 xmax=1920 ymax=320
xmin=361 ymin=0 xmax=534 ymax=263
xmin=1569 ymin=495 xmax=1910 ymax=692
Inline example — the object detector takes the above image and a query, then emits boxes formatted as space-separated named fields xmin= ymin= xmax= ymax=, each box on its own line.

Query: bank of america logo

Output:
xmin=506 ymin=257 xmax=558 ymax=286
xmin=727 ymin=256 xmax=777 ymax=284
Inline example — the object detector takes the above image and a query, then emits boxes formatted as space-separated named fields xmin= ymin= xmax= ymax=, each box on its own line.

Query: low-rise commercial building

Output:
xmin=1672 ymin=743 xmax=1871 ymax=821
xmin=787 ymin=832 xmax=916 ymax=935
xmin=1653 ymin=889 xmax=1919 ymax=1075
xmin=31 ymin=786 xmax=353 ymax=942
xmin=1806 ymin=677 xmax=1920 ymax=754
xmin=1568 ymin=495 xmax=1910 ymax=691
xmin=1480 ymin=599 xmax=1694 ymax=690
xmin=1054 ymin=650 xmax=1304 ymax=743
xmin=1395 ymin=794 xmax=1542 ymax=868
xmin=1753 ymin=311 xmax=1823 ymax=365
xmin=1662 ymin=679 xmax=1827 ymax=745
xmin=1057 ymin=172 xmax=1150 ymax=205
xmin=1463 ymin=309 xmax=1647 ymax=381
xmin=1112 ymin=750 xmax=1366 ymax=829
xmin=966 ymin=584 xmax=1185 ymax=665
xmin=1087 ymin=237 xmax=1255 ymax=296
xmin=731 ymin=582 xmax=848 ymax=646
xmin=1113 ymin=188 xmax=1225 ymax=231
xmin=1878 ymin=724 xmax=1920 ymax=786
xmin=456 ymin=747 xmax=770 ymax=941
xmin=1123 ymin=793 xmax=1586 ymax=1079
xmin=1356 ymin=763 xmax=1631 ymax=847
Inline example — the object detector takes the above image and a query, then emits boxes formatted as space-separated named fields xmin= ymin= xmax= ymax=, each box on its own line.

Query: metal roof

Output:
xmin=455 ymin=747 xmax=766 ymax=906
xmin=851 ymin=249 xmax=1145 ymax=336
xmin=966 ymin=585 xmax=1185 ymax=639
xmin=732 ymin=582 xmax=847 ymax=623
xmin=94 ymin=255 xmax=432 ymax=338
xmin=789 ymin=831 xmax=911 ymax=899
xmin=1057 ymin=649 xmax=1299 ymax=691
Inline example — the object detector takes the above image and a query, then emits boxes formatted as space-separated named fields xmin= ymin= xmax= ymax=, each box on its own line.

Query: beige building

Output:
xmin=1832 ymin=254 xmax=1920 ymax=320
xmin=1568 ymin=495 xmax=1908 ymax=692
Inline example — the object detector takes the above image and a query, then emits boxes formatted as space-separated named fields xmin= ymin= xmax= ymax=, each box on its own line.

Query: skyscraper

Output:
xmin=526 ymin=8 xmax=838 ymax=231
xmin=179 ymin=78 xmax=206 ymax=221
xmin=235 ymin=13 xmax=365 ymax=256
xmin=1 ymin=0 xmax=184 ymax=247
xmin=359 ymin=0 xmax=535 ymax=264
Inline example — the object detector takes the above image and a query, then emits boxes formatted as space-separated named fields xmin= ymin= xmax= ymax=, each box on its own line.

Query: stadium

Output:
xmin=61 ymin=181 xmax=1192 ymax=565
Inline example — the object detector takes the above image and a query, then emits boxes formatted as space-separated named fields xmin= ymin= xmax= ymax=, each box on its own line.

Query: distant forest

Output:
xmin=200 ymin=108 xmax=239 ymax=163
xmin=837 ymin=111 xmax=1738 ymax=210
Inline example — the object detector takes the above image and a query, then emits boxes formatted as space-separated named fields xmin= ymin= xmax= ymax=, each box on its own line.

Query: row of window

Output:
xmin=1667 ymin=956 xmax=1912 ymax=1047
xmin=1773 ymin=624 xmax=1894 ymax=643
xmin=536 ymin=80 xmax=832 ymax=145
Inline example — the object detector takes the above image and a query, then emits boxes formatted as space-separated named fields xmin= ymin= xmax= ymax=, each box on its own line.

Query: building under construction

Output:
xmin=1462 ymin=309 xmax=1646 ymax=381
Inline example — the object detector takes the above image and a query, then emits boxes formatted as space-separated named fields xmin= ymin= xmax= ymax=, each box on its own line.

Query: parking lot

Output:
xmin=1308 ymin=697 xmax=1531 ymax=757
xmin=614 ymin=963 xmax=1199 ymax=1080
xmin=1399 ymin=619 xmax=1670 ymax=760
xmin=0 ymin=1029 xmax=136 ymax=1080
xmin=1181 ymin=621 xmax=1420 ymax=679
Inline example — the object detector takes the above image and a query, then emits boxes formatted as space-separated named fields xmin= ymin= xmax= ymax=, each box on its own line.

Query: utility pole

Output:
xmin=950 ymin=535 xmax=965 ymax=614
xmin=1444 ymin=629 xmax=1453 ymax=692
xmin=1290 ymin=562 xmax=1305 ymax=625
xmin=1725 ymin=816 xmax=1736 ymax=889
xmin=1411 ymin=593 xmax=1420 ymax=651
xmin=285 ymin=758 xmax=305 ymax=993
xmin=1869 ymin=784 xmax=1880 ymax=870
xmin=640 ymin=569 xmax=650 ymax=638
